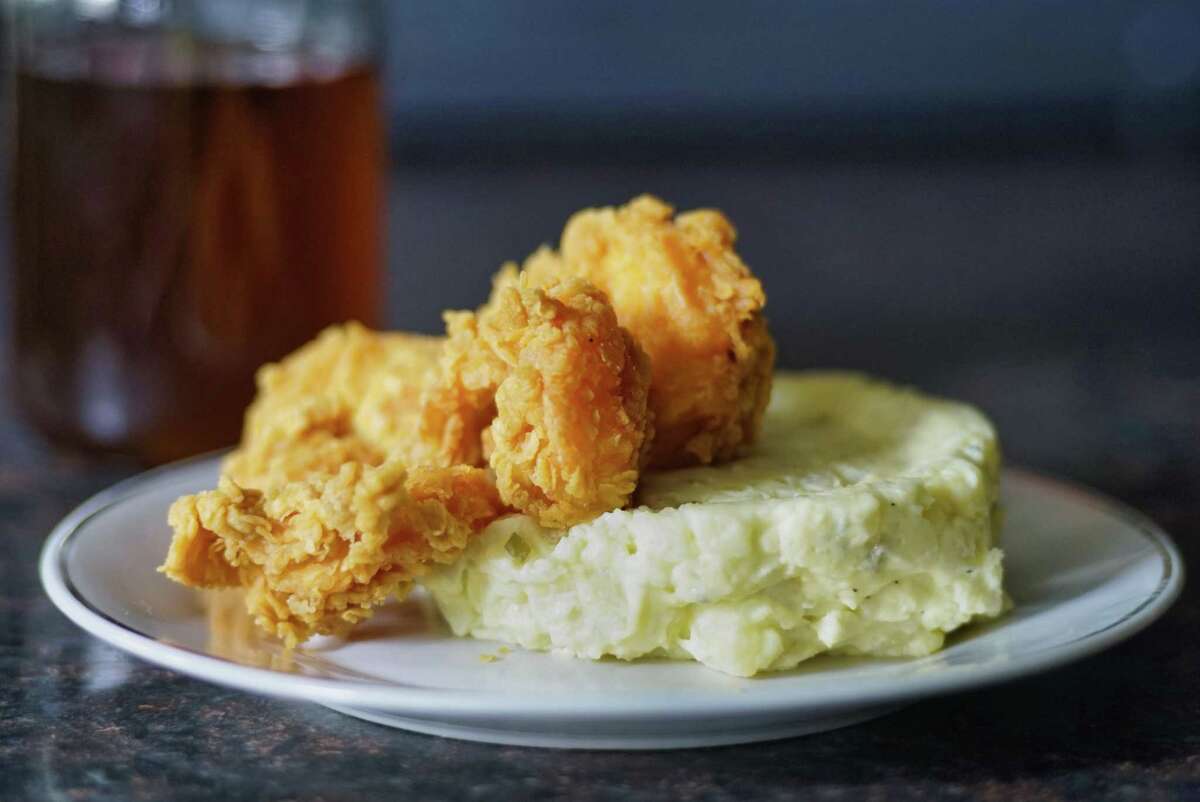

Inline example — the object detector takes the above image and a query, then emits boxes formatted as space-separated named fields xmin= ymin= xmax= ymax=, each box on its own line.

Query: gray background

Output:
xmin=372 ymin=1 xmax=1200 ymax=382
xmin=382 ymin=0 xmax=1200 ymax=153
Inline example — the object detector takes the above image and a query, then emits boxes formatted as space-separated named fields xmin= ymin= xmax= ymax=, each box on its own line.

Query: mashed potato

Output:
xmin=422 ymin=372 xmax=1005 ymax=677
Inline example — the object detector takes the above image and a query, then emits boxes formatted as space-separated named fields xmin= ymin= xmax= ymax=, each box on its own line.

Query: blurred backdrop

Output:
xmin=368 ymin=1 xmax=1200 ymax=358
xmin=383 ymin=0 xmax=1200 ymax=158
xmin=2 ymin=0 xmax=1198 ymax=479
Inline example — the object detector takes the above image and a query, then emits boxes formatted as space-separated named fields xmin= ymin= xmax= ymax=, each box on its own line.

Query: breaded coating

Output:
xmin=161 ymin=461 xmax=505 ymax=645
xmin=224 ymin=322 xmax=444 ymax=488
xmin=435 ymin=277 xmax=653 ymax=527
xmin=516 ymin=195 xmax=775 ymax=468
xmin=405 ymin=308 xmax=509 ymax=469
xmin=490 ymin=278 xmax=653 ymax=527
xmin=353 ymin=360 xmax=483 ymax=470
xmin=161 ymin=196 xmax=776 ymax=648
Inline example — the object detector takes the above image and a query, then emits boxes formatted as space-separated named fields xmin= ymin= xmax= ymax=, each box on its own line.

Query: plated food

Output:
xmin=160 ymin=195 xmax=1006 ymax=675
xmin=43 ymin=454 xmax=1181 ymax=746
xmin=426 ymin=372 xmax=1005 ymax=677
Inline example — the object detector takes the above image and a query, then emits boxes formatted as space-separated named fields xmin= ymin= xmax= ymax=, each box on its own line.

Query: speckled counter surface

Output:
xmin=3 ymin=163 xmax=1199 ymax=801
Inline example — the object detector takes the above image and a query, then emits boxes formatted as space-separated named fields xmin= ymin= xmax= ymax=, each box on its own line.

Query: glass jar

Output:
xmin=8 ymin=0 xmax=385 ymax=463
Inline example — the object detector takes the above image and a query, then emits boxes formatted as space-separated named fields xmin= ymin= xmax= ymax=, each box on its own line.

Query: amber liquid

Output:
xmin=12 ymin=43 xmax=384 ymax=463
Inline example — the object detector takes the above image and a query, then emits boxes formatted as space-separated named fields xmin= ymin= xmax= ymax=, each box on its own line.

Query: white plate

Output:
xmin=40 ymin=456 xmax=1183 ymax=750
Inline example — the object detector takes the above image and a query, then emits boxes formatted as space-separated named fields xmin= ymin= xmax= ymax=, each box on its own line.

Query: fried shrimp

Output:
xmin=515 ymin=195 xmax=775 ymax=468
xmin=405 ymin=305 xmax=510 ymax=470
xmin=484 ymin=277 xmax=653 ymax=527
xmin=224 ymin=323 xmax=444 ymax=488
xmin=430 ymin=276 xmax=653 ymax=527
xmin=160 ymin=194 xmax=776 ymax=648
xmin=161 ymin=461 xmax=505 ymax=645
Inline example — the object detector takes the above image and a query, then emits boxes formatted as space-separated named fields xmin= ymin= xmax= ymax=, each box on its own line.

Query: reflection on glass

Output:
xmin=10 ymin=0 xmax=385 ymax=463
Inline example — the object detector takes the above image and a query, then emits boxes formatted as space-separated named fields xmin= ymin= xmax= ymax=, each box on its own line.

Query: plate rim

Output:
xmin=39 ymin=458 xmax=1185 ymax=720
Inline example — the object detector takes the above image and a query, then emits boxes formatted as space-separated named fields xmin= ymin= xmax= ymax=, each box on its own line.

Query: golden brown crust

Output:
xmin=162 ymin=195 xmax=775 ymax=647
xmin=512 ymin=194 xmax=775 ymax=468
xmin=165 ymin=285 xmax=651 ymax=643
xmin=429 ymin=277 xmax=652 ymax=527
xmin=483 ymin=278 xmax=652 ymax=527
xmin=224 ymin=322 xmax=444 ymax=488
xmin=405 ymin=310 xmax=507 ymax=469
xmin=161 ymin=461 xmax=505 ymax=645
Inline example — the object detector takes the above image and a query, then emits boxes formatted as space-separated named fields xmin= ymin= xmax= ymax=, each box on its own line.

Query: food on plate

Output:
xmin=163 ymin=277 xmax=651 ymax=634
xmin=435 ymin=276 xmax=652 ymax=527
xmin=512 ymin=195 xmax=775 ymax=468
xmin=423 ymin=373 xmax=1005 ymax=677
xmin=160 ymin=194 xmax=1006 ymax=676
xmin=162 ymin=461 xmax=505 ymax=645
xmin=220 ymin=275 xmax=654 ymax=530
xmin=224 ymin=323 xmax=443 ymax=488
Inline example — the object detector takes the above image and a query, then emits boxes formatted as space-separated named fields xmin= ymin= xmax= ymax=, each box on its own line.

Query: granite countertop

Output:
xmin=2 ymin=163 xmax=1199 ymax=801
xmin=5 ymin=343 xmax=1198 ymax=802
